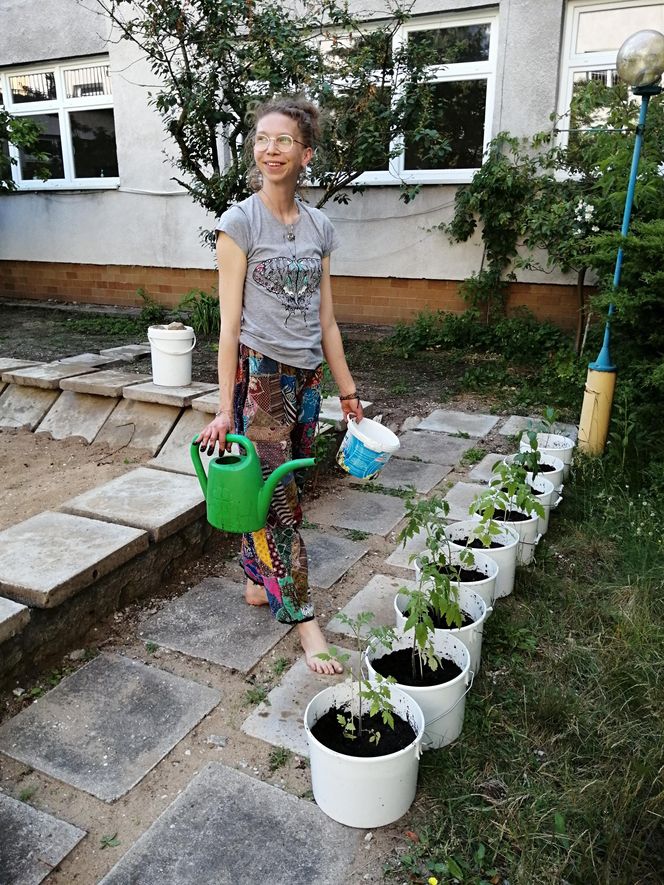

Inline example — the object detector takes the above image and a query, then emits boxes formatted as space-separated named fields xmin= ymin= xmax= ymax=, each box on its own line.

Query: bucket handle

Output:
xmin=552 ymin=493 xmax=564 ymax=510
xmin=421 ymin=669 xmax=475 ymax=750
xmin=150 ymin=333 xmax=197 ymax=356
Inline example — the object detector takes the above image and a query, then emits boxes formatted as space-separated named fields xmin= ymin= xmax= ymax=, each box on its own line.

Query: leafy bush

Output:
xmin=178 ymin=288 xmax=220 ymax=336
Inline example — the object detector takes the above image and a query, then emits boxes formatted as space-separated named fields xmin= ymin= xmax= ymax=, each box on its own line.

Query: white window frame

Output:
xmin=557 ymin=0 xmax=664 ymax=146
xmin=352 ymin=8 xmax=499 ymax=187
xmin=0 ymin=55 xmax=119 ymax=190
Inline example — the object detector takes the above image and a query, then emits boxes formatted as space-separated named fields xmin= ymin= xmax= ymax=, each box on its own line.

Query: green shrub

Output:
xmin=178 ymin=288 xmax=220 ymax=336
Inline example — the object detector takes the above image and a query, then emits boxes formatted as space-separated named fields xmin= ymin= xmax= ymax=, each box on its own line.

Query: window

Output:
xmin=353 ymin=10 xmax=498 ymax=186
xmin=0 ymin=57 xmax=119 ymax=189
xmin=558 ymin=1 xmax=664 ymax=140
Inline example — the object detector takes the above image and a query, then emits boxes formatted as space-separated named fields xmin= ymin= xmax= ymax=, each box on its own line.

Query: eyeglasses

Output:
xmin=254 ymin=133 xmax=307 ymax=152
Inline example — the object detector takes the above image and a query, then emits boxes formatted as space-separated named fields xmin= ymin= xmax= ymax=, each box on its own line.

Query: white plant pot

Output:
xmin=365 ymin=632 xmax=471 ymax=751
xmin=414 ymin=548 xmax=498 ymax=610
xmin=447 ymin=519 xmax=520 ymax=599
xmin=527 ymin=473 xmax=556 ymax=536
xmin=395 ymin=584 xmax=490 ymax=674
xmin=499 ymin=508 xmax=541 ymax=566
xmin=504 ymin=452 xmax=565 ymax=505
xmin=304 ymin=681 xmax=425 ymax=828
xmin=521 ymin=432 xmax=574 ymax=481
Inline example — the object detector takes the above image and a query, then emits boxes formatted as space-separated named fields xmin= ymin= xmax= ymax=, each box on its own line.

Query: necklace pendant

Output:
xmin=286 ymin=227 xmax=296 ymax=242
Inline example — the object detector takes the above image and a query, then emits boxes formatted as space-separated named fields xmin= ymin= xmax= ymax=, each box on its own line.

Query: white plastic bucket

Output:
xmin=395 ymin=584 xmax=490 ymax=674
xmin=366 ymin=632 xmax=471 ymax=751
xmin=537 ymin=454 xmax=565 ymax=505
xmin=501 ymin=509 xmax=541 ymax=566
xmin=413 ymin=548 xmax=498 ymax=610
xmin=304 ymin=681 xmax=424 ymax=828
xmin=521 ymin=432 xmax=574 ymax=480
xmin=148 ymin=324 xmax=196 ymax=387
xmin=337 ymin=416 xmax=400 ymax=480
xmin=447 ymin=519 xmax=520 ymax=599
xmin=527 ymin=473 xmax=555 ymax=536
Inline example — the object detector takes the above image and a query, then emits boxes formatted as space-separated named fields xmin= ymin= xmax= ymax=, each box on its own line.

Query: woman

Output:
xmin=196 ymin=96 xmax=363 ymax=675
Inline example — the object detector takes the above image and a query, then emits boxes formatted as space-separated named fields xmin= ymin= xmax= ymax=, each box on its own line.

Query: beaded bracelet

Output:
xmin=339 ymin=392 xmax=359 ymax=401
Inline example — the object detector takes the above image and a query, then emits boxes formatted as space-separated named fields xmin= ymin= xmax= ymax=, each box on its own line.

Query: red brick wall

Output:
xmin=0 ymin=260 xmax=580 ymax=330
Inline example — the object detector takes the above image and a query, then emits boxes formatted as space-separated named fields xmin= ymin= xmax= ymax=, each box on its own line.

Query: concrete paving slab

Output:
xmin=0 ymin=596 xmax=30 ymax=643
xmin=124 ymin=380 xmax=218 ymax=407
xmin=417 ymin=409 xmax=499 ymax=437
xmin=0 ymin=385 xmax=59 ymax=430
xmin=242 ymin=650 xmax=359 ymax=756
xmin=99 ymin=343 xmax=151 ymax=360
xmin=60 ymin=369 xmax=150 ymax=397
xmin=0 ymin=358 xmax=42 ymax=371
xmin=300 ymin=529 xmax=368 ymax=589
xmin=468 ymin=452 xmax=506 ymax=483
xmin=1 ymin=362 xmax=97 ymax=389
xmin=96 ymin=399 xmax=181 ymax=455
xmin=147 ymin=408 xmax=214 ymax=476
xmin=500 ymin=414 xmax=578 ymax=442
xmin=99 ymin=762 xmax=360 ymax=884
xmin=368 ymin=457 xmax=451 ymax=493
xmin=384 ymin=528 xmax=426 ymax=570
xmin=36 ymin=390 xmax=119 ymax=443
xmin=0 ymin=792 xmax=86 ymax=885
xmin=0 ymin=512 xmax=148 ymax=608
xmin=305 ymin=488 xmax=406 ymax=536
xmin=57 ymin=353 xmax=124 ymax=367
xmin=0 ymin=653 xmax=220 ymax=802
xmin=190 ymin=390 xmax=219 ymax=413
xmin=0 ymin=380 xmax=5 ymax=397
xmin=141 ymin=577 xmax=290 ymax=673
xmin=393 ymin=430 xmax=476 ymax=465
xmin=60 ymin=468 xmax=205 ymax=542
xmin=327 ymin=574 xmax=416 ymax=637
xmin=444 ymin=481 xmax=487 ymax=522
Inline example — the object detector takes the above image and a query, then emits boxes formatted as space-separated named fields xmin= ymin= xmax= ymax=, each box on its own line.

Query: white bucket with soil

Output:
xmin=527 ymin=473 xmax=556 ymax=536
xmin=365 ymin=632 xmax=471 ymax=751
xmin=521 ymin=432 xmax=574 ymax=480
xmin=148 ymin=323 xmax=196 ymax=387
xmin=395 ymin=583 xmax=490 ymax=674
xmin=447 ymin=519 xmax=520 ymax=599
xmin=337 ymin=416 xmax=400 ymax=480
xmin=304 ymin=681 xmax=424 ymax=828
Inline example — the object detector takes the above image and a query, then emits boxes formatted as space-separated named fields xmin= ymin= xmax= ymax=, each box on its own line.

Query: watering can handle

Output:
xmin=189 ymin=433 xmax=258 ymax=496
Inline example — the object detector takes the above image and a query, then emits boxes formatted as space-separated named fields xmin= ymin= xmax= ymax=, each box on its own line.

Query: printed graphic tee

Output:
xmin=215 ymin=194 xmax=340 ymax=369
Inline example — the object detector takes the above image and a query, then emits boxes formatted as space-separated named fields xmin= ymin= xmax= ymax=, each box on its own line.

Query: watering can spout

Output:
xmin=259 ymin=456 xmax=317 ymax=523
xmin=190 ymin=433 xmax=315 ymax=533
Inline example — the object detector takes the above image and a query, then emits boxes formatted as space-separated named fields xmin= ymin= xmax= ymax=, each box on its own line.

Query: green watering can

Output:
xmin=190 ymin=434 xmax=315 ymax=533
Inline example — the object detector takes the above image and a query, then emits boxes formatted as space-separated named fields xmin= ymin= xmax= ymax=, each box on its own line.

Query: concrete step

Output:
xmin=0 ymin=596 xmax=30 ymax=643
xmin=1 ymin=361 xmax=98 ymax=389
xmin=0 ymin=384 xmax=60 ymax=430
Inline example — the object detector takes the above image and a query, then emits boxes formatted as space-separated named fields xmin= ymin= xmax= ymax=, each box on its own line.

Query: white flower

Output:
xmin=592 ymin=225 xmax=600 ymax=232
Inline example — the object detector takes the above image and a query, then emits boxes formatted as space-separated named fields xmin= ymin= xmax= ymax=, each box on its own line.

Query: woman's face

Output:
xmin=253 ymin=112 xmax=312 ymax=186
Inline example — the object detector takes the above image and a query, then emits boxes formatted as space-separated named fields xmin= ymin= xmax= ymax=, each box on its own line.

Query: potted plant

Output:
xmin=305 ymin=612 xmax=425 ymax=828
xmin=506 ymin=437 xmax=558 ymax=536
xmin=520 ymin=408 xmax=575 ymax=480
xmin=446 ymin=517 xmax=520 ymax=599
xmin=469 ymin=461 xmax=545 ymax=566
xmin=509 ymin=431 xmax=565 ymax=505
xmin=365 ymin=581 xmax=472 ymax=751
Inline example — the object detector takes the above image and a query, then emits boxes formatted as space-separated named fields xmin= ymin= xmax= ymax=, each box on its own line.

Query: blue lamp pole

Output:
xmin=578 ymin=29 xmax=664 ymax=454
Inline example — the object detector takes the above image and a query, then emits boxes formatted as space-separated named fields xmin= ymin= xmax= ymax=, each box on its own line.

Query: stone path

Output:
xmin=0 ymin=394 xmax=574 ymax=883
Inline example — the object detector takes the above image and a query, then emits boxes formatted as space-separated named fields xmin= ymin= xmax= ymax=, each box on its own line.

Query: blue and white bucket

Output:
xmin=337 ymin=417 xmax=400 ymax=480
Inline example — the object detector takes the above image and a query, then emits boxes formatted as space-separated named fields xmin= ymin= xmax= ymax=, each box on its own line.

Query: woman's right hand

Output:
xmin=195 ymin=411 xmax=233 ymax=455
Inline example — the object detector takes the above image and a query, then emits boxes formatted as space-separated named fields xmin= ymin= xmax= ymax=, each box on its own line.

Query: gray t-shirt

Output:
xmin=215 ymin=193 xmax=340 ymax=369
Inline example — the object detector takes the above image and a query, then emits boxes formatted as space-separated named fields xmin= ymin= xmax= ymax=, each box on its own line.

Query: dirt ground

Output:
xmin=0 ymin=300 xmax=517 ymax=883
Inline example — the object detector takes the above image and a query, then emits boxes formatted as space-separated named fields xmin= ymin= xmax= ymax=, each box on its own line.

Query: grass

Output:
xmin=461 ymin=446 xmax=487 ymax=466
xmin=245 ymin=685 xmax=268 ymax=705
xmin=385 ymin=455 xmax=664 ymax=885
xmin=268 ymin=747 xmax=292 ymax=772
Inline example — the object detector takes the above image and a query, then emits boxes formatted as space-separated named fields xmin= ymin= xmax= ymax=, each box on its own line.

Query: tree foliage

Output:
xmin=0 ymin=109 xmax=50 ymax=192
xmin=96 ymin=0 xmax=448 ymax=218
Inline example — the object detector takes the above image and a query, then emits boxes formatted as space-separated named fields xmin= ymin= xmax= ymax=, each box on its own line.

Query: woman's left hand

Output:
xmin=341 ymin=396 xmax=363 ymax=424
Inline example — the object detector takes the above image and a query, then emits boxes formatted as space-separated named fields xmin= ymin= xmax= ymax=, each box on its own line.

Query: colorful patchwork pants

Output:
xmin=233 ymin=345 xmax=322 ymax=624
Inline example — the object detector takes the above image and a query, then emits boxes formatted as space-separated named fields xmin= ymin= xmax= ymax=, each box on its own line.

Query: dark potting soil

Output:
xmin=459 ymin=537 xmax=504 ymax=550
xmin=492 ymin=508 xmax=530 ymax=522
xmin=311 ymin=706 xmax=417 ymax=757
xmin=372 ymin=648 xmax=462 ymax=687
xmin=538 ymin=463 xmax=556 ymax=473
xmin=435 ymin=564 xmax=487 ymax=583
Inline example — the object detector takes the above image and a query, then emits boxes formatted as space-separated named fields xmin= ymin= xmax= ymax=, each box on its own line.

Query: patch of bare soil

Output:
xmin=0 ymin=429 xmax=151 ymax=531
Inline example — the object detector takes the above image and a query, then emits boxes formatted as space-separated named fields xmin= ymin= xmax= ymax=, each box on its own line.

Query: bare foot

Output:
xmin=245 ymin=579 xmax=268 ymax=606
xmin=298 ymin=619 xmax=343 ymax=675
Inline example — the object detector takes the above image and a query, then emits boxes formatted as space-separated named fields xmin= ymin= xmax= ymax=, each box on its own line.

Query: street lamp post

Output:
xmin=577 ymin=29 xmax=664 ymax=455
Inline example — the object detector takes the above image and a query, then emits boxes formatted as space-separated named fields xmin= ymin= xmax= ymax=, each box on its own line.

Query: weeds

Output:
xmin=461 ymin=446 xmax=486 ymax=466
xmin=272 ymin=657 xmax=290 ymax=676
xmin=178 ymin=288 xmax=220 ymax=336
xmin=19 ymin=786 xmax=37 ymax=802
xmin=268 ymin=747 xmax=292 ymax=771
xmin=245 ymin=685 xmax=268 ymax=705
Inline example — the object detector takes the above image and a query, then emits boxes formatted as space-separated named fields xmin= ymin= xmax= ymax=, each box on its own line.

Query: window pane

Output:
xmin=405 ymin=79 xmax=487 ymax=170
xmin=409 ymin=24 xmax=491 ymax=64
xmin=64 ymin=64 xmax=112 ymax=99
xmin=577 ymin=5 xmax=664 ymax=53
xmin=9 ymin=72 xmax=57 ymax=104
xmin=18 ymin=113 xmax=64 ymax=179
xmin=70 ymin=108 xmax=118 ymax=177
